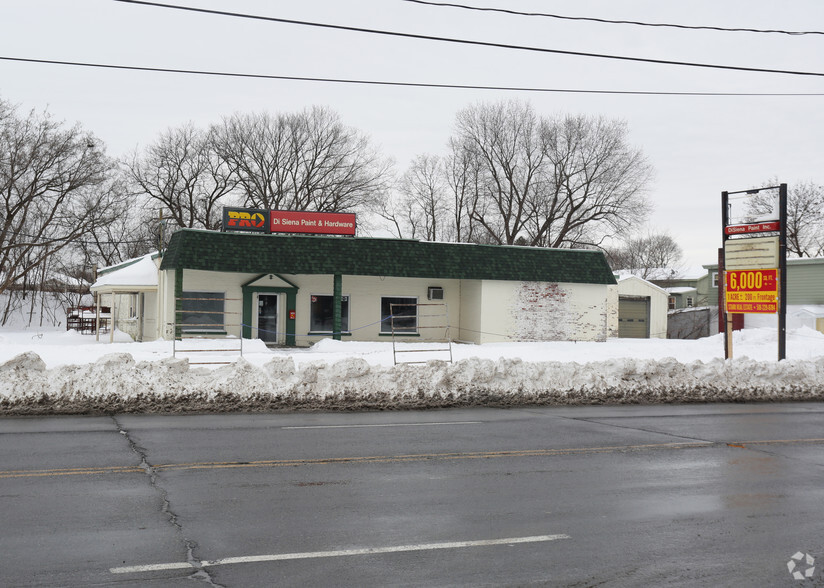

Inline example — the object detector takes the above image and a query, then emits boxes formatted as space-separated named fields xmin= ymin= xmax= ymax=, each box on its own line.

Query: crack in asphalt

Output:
xmin=111 ymin=416 xmax=225 ymax=587
xmin=547 ymin=413 xmax=715 ymax=444
xmin=544 ymin=412 xmax=824 ymax=472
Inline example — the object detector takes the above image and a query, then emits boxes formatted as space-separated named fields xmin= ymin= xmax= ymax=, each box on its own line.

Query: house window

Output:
xmin=712 ymin=272 xmax=719 ymax=288
xmin=668 ymin=297 xmax=676 ymax=310
xmin=180 ymin=291 xmax=224 ymax=332
xmin=686 ymin=297 xmax=694 ymax=308
xmin=381 ymin=296 xmax=417 ymax=333
xmin=310 ymin=295 xmax=349 ymax=333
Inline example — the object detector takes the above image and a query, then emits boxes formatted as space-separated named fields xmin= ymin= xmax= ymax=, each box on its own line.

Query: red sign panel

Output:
xmin=725 ymin=221 xmax=780 ymax=235
xmin=270 ymin=211 xmax=356 ymax=235
xmin=725 ymin=269 xmax=778 ymax=313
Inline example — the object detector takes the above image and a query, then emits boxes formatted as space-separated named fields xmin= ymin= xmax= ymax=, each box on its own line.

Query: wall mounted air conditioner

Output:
xmin=427 ymin=286 xmax=444 ymax=300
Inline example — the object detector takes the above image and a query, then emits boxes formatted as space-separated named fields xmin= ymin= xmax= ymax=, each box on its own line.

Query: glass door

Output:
xmin=257 ymin=294 xmax=279 ymax=344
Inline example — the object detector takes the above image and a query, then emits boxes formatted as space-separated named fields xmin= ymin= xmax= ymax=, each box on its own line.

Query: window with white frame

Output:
xmin=686 ymin=297 xmax=694 ymax=307
xmin=381 ymin=296 xmax=417 ymax=333
xmin=668 ymin=297 xmax=676 ymax=310
xmin=712 ymin=272 xmax=719 ymax=288
xmin=310 ymin=295 xmax=349 ymax=333
xmin=180 ymin=291 xmax=225 ymax=332
xmin=128 ymin=293 xmax=139 ymax=319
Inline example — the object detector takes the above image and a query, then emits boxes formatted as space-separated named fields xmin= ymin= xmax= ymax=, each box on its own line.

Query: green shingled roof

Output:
xmin=160 ymin=229 xmax=617 ymax=285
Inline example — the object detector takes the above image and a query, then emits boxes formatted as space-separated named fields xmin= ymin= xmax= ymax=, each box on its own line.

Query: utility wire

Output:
xmin=402 ymin=0 xmax=824 ymax=36
xmin=112 ymin=0 xmax=824 ymax=78
xmin=4 ymin=56 xmax=824 ymax=96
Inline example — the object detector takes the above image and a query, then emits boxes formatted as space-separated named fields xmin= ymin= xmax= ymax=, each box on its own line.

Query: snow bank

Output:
xmin=2 ymin=336 xmax=824 ymax=414
xmin=1 ymin=326 xmax=823 ymax=414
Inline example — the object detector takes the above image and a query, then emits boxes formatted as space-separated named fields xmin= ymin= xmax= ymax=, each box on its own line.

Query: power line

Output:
xmin=112 ymin=0 xmax=824 ymax=78
xmin=4 ymin=56 xmax=824 ymax=96
xmin=402 ymin=0 xmax=824 ymax=36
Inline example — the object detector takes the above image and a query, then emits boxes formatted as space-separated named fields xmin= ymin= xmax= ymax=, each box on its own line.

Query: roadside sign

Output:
xmin=725 ymin=269 xmax=778 ymax=313
xmin=725 ymin=221 xmax=780 ymax=235
xmin=222 ymin=207 xmax=269 ymax=233
xmin=270 ymin=210 xmax=356 ymax=236
xmin=724 ymin=236 xmax=779 ymax=270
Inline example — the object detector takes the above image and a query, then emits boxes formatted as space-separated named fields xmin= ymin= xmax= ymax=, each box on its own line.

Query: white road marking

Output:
xmin=282 ymin=421 xmax=482 ymax=430
xmin=110 ymin=534 xmax=569 ymax=574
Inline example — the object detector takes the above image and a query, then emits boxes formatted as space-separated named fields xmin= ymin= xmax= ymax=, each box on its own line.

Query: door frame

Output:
xmin=242 ymin=275 xmax=298 ymax=346
xmin=256 ymin=292 xmax=280 ymax=344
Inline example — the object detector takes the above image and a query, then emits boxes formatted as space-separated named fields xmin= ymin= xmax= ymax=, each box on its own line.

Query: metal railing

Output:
xmin=172 ymin=296 xmax=243 ymax=365
xmin=390 ymin=302 xmax=453 ymax=365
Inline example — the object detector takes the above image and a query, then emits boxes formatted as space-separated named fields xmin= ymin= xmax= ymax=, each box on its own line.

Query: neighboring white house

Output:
xmin=90 ymin=253 xmax=160 ymax=342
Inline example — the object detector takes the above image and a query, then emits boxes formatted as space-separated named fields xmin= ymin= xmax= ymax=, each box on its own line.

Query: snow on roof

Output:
xmin=791 ymin=305 xmax=824 ymax=317
xmin=615 ymin=274 xmax=668 ymax=295
xmin=666 ymin=287 xmax=697 ymax=294
xmin=91 ymin=253 xmax=159 ymax=290
xmin=615 ymin=267 xmax=708 ymax=281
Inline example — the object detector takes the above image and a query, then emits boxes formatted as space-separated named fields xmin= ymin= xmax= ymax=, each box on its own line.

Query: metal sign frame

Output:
xmin=721 ymin=184 xmax=787 ymax=360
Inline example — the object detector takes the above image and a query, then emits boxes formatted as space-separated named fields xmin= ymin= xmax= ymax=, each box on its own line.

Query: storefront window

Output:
xmin=310 ymin=295 xmax=349 ymax=333
xmin=180 ymin=291 xmax=224 ymax=332
xmin=381 ymin=297 xmax=417 ymax=333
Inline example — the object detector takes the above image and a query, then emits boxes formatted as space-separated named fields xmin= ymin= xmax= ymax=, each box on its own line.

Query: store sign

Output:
xmin=270 ymin=210 xmax=356 ymax=236
xmin=223 ymin=207 xmax=269 ymax=233
xmin=725 ymin=269 xmax=778 ymax=313
xmin=724 ymin=236 xmax=779 ymax=271
xmin=725 ymin=221 xmax=780 ymax=235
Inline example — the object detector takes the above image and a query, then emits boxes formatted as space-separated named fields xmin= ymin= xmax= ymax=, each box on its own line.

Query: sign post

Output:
xmin=721 ymin=184 xmax=787 ymax=360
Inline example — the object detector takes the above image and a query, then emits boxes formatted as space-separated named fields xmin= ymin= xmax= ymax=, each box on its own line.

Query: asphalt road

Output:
xmin=1 ymin=403 xmax=823 ymax=587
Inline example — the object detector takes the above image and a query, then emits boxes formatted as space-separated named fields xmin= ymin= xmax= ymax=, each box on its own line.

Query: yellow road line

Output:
xmin=2 ymin=438 xmax=821 ymax=479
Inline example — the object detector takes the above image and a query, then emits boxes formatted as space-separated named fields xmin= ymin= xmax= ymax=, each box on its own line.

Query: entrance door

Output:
xmin=257 ymin=294 xmax=279 ymax=344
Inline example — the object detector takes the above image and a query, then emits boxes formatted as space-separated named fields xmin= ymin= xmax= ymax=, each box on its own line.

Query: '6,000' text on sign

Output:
xmin=725 ymin=269 xmax=778 ymax=314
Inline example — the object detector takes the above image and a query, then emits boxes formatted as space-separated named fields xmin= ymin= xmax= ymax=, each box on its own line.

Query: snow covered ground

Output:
xmin=1 ymin=326 xmax=824 ymax=414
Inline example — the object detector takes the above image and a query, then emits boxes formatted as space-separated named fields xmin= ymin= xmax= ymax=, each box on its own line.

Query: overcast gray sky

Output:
xmin=3 ymin=0 xmax=823 ymax=267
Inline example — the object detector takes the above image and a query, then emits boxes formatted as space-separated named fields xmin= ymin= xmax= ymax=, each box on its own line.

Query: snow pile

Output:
xmin=1 ymin=327 xmax=824 ymax=414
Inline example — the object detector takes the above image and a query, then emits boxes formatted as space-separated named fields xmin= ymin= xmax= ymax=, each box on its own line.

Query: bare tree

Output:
xmin=746 ymin=180 xmax=824 ymax=257
xmin=533 ymin=114 xmax=652 ymax=248
xmin=72 ymin=175 xmax=156 ymax=267
xmin=126 ymin=123 xmax=236 ymax=231
xmin=604 ymin=231 xmax=683 ymax=279
xmin=381 ymin=154 xmax=448 ymax=240
xmin=446 ymin=101 xmax=652 ymax=247
xmin=451 ymin=100 xmax=546 ymax=245
xmin=213 ymin=106 xmax=391 ymax=213
xmin=444 ymin=142 xmax=481 ymax=242
xmin=0 ymin=99 xmax=119 ymax=299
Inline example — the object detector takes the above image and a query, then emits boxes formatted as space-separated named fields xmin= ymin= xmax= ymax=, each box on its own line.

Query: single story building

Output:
xmin=92 ymin=229 xmax=619 ymax=345
xmin=614 ymin=275 xmax=668 ymax=339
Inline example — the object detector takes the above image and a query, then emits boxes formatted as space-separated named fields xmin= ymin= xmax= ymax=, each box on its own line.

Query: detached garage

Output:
xmin=616 ymin=275 xmax=669 ymax=339
xmin=150 ymin=229 xmax=618 ymax=346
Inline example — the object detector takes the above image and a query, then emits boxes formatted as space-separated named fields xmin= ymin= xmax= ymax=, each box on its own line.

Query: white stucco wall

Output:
xmin=606 ymin=284 xmax=619 ymax=338
xmin=159 ymin=270 xmax=461 ymax=345
xmin=472 ymin=281 xmax=612 ymax=343
xmin=288 ymin=274 xmax=461 ymax=345
xmin=158 ymin=270 xmax=613 ymax=345
xmin=457 ymin=280 xmax=483 ymax=344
